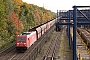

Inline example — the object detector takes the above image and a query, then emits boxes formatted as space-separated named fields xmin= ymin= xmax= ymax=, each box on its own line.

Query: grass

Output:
xmin=58 ymin=30 xmax=73 ymax=60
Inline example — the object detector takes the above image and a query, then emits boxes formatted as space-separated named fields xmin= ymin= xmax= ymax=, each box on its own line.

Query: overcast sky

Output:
xmin=22 ymin=0 xmax=90 ymax=12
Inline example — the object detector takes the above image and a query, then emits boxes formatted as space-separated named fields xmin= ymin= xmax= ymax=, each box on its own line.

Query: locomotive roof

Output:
xmin=18 ymin=31 xmax=35 ymax=36
xmin=22 ymin=32 xmax=31 ymax=35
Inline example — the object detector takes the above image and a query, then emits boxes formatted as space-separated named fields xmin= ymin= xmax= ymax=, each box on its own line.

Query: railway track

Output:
xmin=0 ymin=42 xmax=15 ymax=57
xmin=41 ymin=32 xmax=61 ymax=60
xmin=34 ymin=30 xmax=61 ymax=60
xmin=77 ymin=27 xmax=90 ymax=60
xmin=77 ymin=28 xmax=90 ymax=46
xmin=77 ymin=31 xmax=90 ymax=60
xmin=0 ymin=26 xmax=55 ymax=60
xmin=0 ymin=48 xmax=16 ymax=60
xmin=43 ymin=32 xmax=60 ymax=60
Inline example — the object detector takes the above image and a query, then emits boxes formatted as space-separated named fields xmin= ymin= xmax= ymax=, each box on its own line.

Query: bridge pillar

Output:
xmin=73 ymin=6 xmax=77 ymax=60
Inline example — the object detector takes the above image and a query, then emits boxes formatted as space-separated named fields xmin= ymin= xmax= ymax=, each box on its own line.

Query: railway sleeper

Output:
xmin=42 ymin=32 xmax=61 ymax=60
xmin=44 ymin=56 xmax=60 ymax=60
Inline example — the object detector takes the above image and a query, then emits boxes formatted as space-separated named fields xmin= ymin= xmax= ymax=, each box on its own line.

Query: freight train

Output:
xmin=16 ymin=18 xmax=58 ymax=51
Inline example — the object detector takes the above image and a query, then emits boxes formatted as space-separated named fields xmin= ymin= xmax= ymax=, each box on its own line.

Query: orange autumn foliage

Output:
xmin=13 ymin=0 xmax=23 ymax=5
xmin=45 ymin=13 xmax=50 ymax=21
xmin=35 ymin=10 xmax=41 ymax=22
xmin=8 ymin=11 xmax=23 ymax=34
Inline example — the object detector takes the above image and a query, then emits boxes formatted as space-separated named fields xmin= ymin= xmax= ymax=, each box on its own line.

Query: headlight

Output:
xmin=17 ymin=43 xmax=19 ymax=44
xmin=24 ymin=43 xmax=26 ymax=46
xmin=24 ymin=43 xmax=26 ymax=44
xmin=17 ymin=43 xmax=19 ymax=46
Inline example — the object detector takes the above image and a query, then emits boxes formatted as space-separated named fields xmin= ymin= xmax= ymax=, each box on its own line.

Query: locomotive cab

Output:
xmin=16 ymin=31 xmax=37 ymax=52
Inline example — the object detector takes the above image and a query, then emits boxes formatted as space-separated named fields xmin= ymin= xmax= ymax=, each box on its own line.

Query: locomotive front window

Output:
xmin=18 ymin=38 xmax=26 ymax=41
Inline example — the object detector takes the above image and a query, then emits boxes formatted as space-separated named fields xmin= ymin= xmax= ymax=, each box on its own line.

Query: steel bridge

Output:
xmin=56 ymin=6 xmax=90 ymax=60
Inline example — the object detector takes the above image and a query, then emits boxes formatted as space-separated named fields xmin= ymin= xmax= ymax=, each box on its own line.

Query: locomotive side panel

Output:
xmin=29 ymin=31 xmax=37 ymax=47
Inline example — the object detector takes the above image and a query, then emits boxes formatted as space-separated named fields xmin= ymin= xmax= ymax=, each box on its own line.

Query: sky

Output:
xmin=22 ymin=0 xmax=90 ymax=12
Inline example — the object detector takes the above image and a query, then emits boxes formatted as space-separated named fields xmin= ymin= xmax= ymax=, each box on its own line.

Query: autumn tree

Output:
xmin=13 ymin=0 xmax=23 ymax=14
xmin=0 ymin=0 xmax=56 ymax=49
xmin=3 ymin=0 xmax=14 ymax=15
xmin=8 ymin=11 xmax=23 ymax=34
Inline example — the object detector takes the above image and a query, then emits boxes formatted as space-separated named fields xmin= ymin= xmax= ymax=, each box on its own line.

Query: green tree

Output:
xmin=3 ymin=0 xmax=14 ymax=15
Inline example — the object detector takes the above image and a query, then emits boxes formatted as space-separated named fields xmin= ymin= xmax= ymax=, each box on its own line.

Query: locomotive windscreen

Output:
xmin=18 ymin=38 xmax=26 ymax=41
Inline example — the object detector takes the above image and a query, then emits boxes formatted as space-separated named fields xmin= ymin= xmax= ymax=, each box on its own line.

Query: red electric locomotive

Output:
xmin=16 ymin=31 xmax=37 ymax=51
